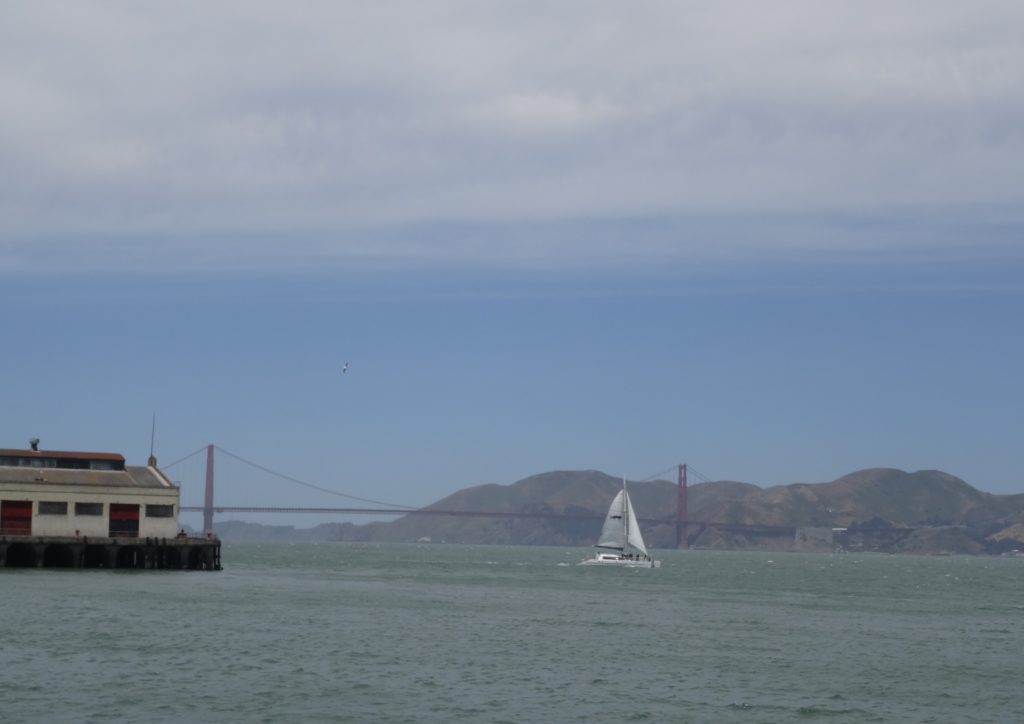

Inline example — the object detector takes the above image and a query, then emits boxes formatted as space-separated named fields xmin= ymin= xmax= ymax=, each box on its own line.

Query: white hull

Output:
xmin=579 ymin=553 xmax=660 ymax=568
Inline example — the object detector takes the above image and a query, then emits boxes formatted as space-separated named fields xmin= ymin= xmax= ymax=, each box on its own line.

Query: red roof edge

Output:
xmin=0 ymin=448 xmax=125 ymax=462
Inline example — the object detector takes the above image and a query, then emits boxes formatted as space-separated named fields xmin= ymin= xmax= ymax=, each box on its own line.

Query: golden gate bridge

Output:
xmin=164 ymin=444 xmax=797 ymax=548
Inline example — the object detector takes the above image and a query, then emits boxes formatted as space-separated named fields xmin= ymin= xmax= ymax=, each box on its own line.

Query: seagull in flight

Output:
xmin=342 ymin=362 xmax=349 ymax=374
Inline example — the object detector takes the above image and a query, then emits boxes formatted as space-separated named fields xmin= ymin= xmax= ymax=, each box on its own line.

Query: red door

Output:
xmin=109 ymin=504 xmax=140 ymax=538
xmin=1 ymin=500 xmax=33 ymax=535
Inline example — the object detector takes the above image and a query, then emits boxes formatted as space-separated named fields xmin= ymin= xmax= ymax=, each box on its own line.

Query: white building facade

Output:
xmin=0 ymin=447 xmax=181 ymax=539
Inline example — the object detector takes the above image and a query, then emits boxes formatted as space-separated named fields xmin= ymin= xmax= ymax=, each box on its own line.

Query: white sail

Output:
xmin=581 ymin=482 xmax=660 ymax=568
xmin=624 ymin=491 xmax=648 ymax=556
xmin=595 ymin=490 xmax=626 ymax=550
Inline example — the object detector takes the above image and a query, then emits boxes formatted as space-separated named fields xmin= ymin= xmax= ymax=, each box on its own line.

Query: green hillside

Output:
xmin=330 ymin=468 xmax=1024 ymax=554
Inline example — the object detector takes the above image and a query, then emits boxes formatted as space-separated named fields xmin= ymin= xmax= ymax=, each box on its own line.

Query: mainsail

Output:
xmin=595 ymin=490 xmax=627 ymax=550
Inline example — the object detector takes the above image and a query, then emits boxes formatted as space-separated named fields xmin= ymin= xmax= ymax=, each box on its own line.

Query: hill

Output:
xmin=322 ymin=468 xmax=1024 ymax=554
xmin=211 ymin=520 xmax=348 ymax=542
xmin=210 ymin=468 xmax=1024 ymax=553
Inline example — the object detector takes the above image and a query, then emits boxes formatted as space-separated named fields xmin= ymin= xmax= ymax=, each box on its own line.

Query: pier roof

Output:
xmin=0 ymin=448 xmax=124 ymax=463
xmin=0 ymin=465 xmax=174 ymax=489
xmin=0 ymin=447 xmax=174 ymax=489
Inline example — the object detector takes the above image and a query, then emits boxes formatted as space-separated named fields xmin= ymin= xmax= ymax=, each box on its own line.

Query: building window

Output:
xmin=75 ymin=502 xmax=103 ymax=516
xmin=88 ymin=460 xmax=119 ymax=471
xmin=16 ymin=458 xmax=57 ymax=468
xmin=38 ymin=501 xmax=68 ymax=515
xmin=146 ymin=504 xmax=174 ymax=518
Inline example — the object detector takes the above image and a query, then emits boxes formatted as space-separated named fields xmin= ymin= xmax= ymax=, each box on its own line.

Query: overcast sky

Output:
xmin=4 ymin=1 xmax=1022 ymax=269
xmin=2 ymin=3 xmax=1021 ymax=524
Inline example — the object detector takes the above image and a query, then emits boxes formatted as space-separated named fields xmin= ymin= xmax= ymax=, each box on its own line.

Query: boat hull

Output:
xmin=579 ymin=555 xmax=660 ymax=568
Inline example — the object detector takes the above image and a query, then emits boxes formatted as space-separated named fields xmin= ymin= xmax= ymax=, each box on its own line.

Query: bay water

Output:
xmin=2 ymin=543 xmax=1021 ymax=723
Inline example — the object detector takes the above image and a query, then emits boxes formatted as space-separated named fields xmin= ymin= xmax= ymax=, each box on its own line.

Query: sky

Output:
xmin=2 ymin=2 xmax=1022 ymax=526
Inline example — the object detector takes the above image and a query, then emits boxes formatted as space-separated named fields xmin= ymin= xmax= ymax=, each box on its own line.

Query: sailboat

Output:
xmin=580 ymin=480 xmax=660 ymax=568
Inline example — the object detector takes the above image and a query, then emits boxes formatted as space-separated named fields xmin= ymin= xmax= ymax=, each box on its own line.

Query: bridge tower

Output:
xmin=203 ymin=444 xmax=215 ymax=536
xmin=676 ymin=463 xmax=688 ymax=549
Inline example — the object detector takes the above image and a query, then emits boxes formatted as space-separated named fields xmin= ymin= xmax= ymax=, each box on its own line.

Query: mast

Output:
xmin=622 ymin=476 xmax=629 ymax=555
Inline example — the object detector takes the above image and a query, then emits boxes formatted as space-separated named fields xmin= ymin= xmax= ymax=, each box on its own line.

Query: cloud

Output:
xmin=1 ymin=1 xmax=1022 ymax=271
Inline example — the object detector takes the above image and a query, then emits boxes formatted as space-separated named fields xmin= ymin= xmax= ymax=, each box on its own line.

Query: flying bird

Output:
xmin=342 ymin=362 xmax=348 ymax=374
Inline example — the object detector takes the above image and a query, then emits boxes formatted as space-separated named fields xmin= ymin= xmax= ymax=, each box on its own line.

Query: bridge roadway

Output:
xmin=179 ymin=506 xmax=797 ymax=536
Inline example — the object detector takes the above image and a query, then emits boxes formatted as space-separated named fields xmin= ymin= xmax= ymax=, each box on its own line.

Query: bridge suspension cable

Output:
xmin=637 ymin=464 xmax=716 ymax=484
xmin=686 ymin=466 xmax=715 ymax=484
xmin=213 ymin=445 xmax=415 ymax=509
xmin=161 ymin=445 xmax=209 ymax=470
xmin=165 ymin=446 xmax=713 ymax=521
xmin=638 ymin=465 xmax=678 ymax=483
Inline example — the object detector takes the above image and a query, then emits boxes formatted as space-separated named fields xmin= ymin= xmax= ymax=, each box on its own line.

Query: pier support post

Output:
xmin=69 ymin=543 xmax=85 ymax=568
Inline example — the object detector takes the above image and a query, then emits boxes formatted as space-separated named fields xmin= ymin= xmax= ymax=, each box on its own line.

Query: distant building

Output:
xmin=0 ymin=444 xmax=219 ymax=570
xmin=0 ymin=446 xmax=179 ymax=538
xmin=794 ymin=526 xmax=834 ymax=545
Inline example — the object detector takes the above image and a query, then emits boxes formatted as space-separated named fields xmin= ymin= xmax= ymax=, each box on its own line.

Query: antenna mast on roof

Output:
xmin=148 ymin=413 xmax=157 ymax=466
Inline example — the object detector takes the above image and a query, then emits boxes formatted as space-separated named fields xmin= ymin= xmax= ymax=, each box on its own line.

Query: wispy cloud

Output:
xmin=2 ymin=1 xmax=1022 ymax=272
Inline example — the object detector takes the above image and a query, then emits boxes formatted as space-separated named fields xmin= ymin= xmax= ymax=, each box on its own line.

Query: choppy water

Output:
xmin=1 ymin=544 xmax=1021 ymax=723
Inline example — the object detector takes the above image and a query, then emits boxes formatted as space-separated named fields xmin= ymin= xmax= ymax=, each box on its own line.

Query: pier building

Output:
xmin=0 ymin=443 xmax=220 ymax=570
